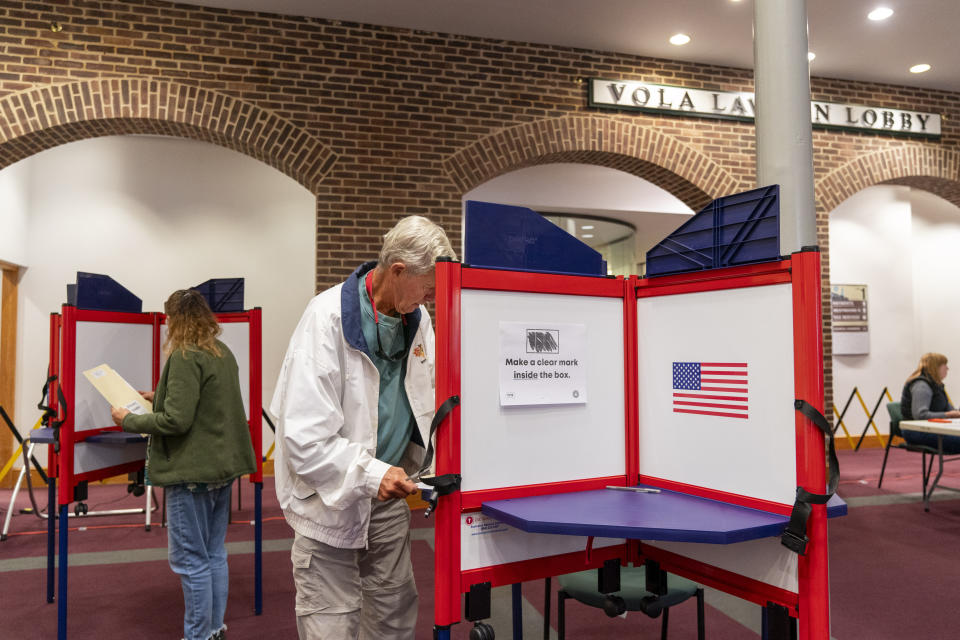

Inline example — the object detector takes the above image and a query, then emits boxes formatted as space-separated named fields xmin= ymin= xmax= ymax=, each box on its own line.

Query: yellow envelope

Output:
xmin=82 ymin=364 xmax=151 ymax=415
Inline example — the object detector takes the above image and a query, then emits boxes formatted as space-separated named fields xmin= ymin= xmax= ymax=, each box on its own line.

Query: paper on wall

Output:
xmin=82 ymin=364 xmax=151 ymax=415
xmin=498 ymin=321 xmax=587 ymax=406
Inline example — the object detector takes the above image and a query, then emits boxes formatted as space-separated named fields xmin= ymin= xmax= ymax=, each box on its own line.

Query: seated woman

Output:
xmin=900 ymin=352 xmax=960 ymax=453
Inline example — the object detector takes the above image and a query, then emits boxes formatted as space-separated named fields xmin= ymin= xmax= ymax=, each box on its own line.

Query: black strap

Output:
xmin=261 ymin=409 xmax=277 ymax=433
xmin=412 ymin=395 xmax=461 ymax=518
xmin=37 ymin=373 xmax=67 ymax=451
xmin=413 ymin=394 xmax=459 ymax=480
xmin=781 ymin=399 xmax=839 ymax=555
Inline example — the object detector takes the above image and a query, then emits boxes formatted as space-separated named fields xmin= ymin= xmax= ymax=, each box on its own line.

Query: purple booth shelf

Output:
xmin=481 ymin=485 xmax=846 ymax=545
xmin=84 ymin=432 xmax=147 ymax=444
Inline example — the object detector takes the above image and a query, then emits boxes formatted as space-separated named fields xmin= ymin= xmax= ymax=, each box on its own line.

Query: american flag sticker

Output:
xmin=672 ymin=362 xmax=748 ymax=419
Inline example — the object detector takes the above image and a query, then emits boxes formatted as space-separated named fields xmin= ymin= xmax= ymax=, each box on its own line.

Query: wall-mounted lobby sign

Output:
xmin=831 ymin=284 xmax=869 ymax=355
xmin=589 ymin=79 xmax=941 ymax=138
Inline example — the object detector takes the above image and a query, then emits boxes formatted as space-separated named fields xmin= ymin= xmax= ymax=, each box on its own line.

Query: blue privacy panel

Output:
xmin=192 ymin=278 xmax=244 ymax=312
xmin=464 ymin=200 xmax=606 ymax=277
xmin=645 ymin=185 xmax=780 ymax=277
xmin=67 ymin=272 xmax=142 ymax=313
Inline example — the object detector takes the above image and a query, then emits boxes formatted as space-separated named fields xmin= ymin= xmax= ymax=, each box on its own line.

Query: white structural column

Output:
xmin=754 ymin=7 xmax=827 ymax=640
xmin=754 ymin=0 xmax=817 ymax=254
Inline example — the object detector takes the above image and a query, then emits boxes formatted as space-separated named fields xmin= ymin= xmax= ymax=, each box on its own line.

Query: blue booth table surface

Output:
xmin=84 ymin=431 xmax=147 ymax=444
xmin=27 ymin=428 xmax=148 ymax=445
xmin=481 ymin=486 xmax=847 ymax=545
xmin=27 ymin=427 xmax=58 ymax=444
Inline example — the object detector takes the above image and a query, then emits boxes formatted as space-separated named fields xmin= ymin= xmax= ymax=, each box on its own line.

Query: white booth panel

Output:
xmin=74 ymin=321 xmax=153 ymax=433
xmin=460 ymin=289 xmax=625 ymax=492
xmin=637 ymin=284 xmax=798 ymax=506
xmin=461 ymin=512 xmax=622 ymax=570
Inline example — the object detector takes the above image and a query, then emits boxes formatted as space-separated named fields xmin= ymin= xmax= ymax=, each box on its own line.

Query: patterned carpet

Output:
xmin=1 ymin=445 xmax=958 ymax=639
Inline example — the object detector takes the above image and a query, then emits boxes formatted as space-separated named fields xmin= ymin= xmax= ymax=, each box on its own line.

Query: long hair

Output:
xmin=163 ymin=289 xmax=222 ymax=357
xmin=906 ymin=352 xmax=948 ymax=386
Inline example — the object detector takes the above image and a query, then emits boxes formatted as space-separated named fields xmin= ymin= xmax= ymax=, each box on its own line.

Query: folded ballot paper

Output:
xmin=82 ymin=364 xmax=151 ymax=415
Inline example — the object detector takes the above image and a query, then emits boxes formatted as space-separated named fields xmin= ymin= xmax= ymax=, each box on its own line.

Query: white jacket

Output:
xmin=270 ymin=262 xmax=435 ymax=548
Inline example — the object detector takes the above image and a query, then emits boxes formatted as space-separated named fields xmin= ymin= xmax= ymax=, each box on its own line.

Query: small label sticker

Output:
xmin=124 ymin=400 xmax=147 ymax=415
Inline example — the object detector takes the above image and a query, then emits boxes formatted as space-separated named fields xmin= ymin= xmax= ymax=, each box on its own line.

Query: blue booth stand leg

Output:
xmin=255 ymin=482 xmax=263 ymax=615
xmin=47 ymin=478 xmax=56 ymax=603
xmin=57 ymin=504 xmax=69 ymax=640
xmin=433 ymin=625 xmax=452 ymax=640
xmin=761 ymin=602 xmax=797 ymax=640
xmin=512 ymin=583 xmax=523 ymax=639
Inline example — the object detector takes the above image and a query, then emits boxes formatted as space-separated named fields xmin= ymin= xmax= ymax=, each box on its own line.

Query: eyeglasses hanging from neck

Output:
xmin=365 ymin=270 xmax=408 ymax=362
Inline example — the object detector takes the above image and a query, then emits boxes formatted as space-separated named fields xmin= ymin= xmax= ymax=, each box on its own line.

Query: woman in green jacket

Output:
xmin=111 ymin=289 xmax=256 ymax=640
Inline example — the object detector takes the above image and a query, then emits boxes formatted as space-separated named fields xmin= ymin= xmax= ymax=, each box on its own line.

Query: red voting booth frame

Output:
xmin=48 ymin=306 xmax=264 ymax=505
xmin=431 ymin=250 xmax=828 ymax=639
xmin=44 ymin=305 xmax=264 ymax=640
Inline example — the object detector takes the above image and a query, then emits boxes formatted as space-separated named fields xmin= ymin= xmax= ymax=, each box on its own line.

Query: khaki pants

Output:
xmin=291 ymin=499 xmax=418 ymax=640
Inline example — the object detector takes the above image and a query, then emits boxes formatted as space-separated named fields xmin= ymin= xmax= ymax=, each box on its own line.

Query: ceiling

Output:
xmin=178 ymin=0 xmax=960 ymax=93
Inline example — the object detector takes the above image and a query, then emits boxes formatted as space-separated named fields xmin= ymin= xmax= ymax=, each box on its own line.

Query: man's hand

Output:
xmin=139 ymin=390 xmax=155 ymax=403
xmin=377 ymin=466 xmax=418 ymax=501
xmin=110 ymin=406 xmax=131 ymax=427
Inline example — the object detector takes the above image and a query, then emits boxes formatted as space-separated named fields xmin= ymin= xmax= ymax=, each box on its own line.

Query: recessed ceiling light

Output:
xmin=582 ymin=234 xmax=594 ymax=239
xmin=669 ymin=33 xmax=691 ymax=46
xmin=807 ymin=52 xmax=816 ymax=62
xmin=581 ymin=224 xmax=595 ymax=230
xmin=909 ymin=63 xmax=931 ymax=74
xmin=867 ymin=7 xmax=893 ymax=21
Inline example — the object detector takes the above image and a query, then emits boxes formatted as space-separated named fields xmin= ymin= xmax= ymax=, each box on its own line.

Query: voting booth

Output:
xmin=429 ymin=191 xmax=841 ymax=640
xmin=37 ymin=275 xmax=264 ymax=640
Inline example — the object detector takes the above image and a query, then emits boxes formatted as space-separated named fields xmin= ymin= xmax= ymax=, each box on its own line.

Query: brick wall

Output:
xmin=3 ymin=0 xmax=960 ymax=413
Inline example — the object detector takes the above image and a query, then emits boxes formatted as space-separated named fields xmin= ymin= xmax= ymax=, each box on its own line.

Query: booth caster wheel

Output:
xmin=602 ymin=594 xmax=627 ymax=618
xmin=469 ymin=622 xmax=495 ymax=640
xmin=638 ymin=595 xmax=664 ymax=618
xmin=74 ymin=502 xmax=88 ymax=516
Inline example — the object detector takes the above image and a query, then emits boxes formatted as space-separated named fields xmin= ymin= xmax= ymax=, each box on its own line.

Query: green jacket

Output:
xmin=122 ymin=340 xmax=256 ymax=486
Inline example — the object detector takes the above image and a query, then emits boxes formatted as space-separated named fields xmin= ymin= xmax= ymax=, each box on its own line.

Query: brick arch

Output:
xmin=0 ymin=78 xmax=337 ymax=193
xmin=814 ymin=146 xmax=960 ymax=417
xmin=816 ymin=146 xmax=960 ymax=213
xmin=442 ymin=115 xmax=740 ymax=211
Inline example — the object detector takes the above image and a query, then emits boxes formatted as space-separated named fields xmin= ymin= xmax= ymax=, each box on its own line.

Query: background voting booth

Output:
xmin=33 ymin=274 xmax=264 ymax=640
xmin=428 ymin=191 xmax=843 ymax=640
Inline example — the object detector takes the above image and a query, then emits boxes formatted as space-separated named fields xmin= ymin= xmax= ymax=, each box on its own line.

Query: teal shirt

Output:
xmin=358 ymin=276 xmax=416 ymax=466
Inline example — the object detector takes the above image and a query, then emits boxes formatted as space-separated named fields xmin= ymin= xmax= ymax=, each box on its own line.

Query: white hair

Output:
xmin=378 ymin=215 xmax=456 ymax=274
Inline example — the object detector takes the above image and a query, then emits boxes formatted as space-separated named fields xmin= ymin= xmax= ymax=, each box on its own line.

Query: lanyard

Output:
xmin=365 ymin=270 xmax=407 ymax=326
xmin=365 ymin=270 xmax=382 ymax=324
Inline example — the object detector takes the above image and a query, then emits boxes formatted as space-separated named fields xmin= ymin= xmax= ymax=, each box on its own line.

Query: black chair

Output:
xmin=881 ymin=401 xmax=960 ymax=509
xmin=878 ymin=401 xmax=935 ymax=488
xmin=877 ymin=402 xmax=960 ymax=496
xmin=548 ymin=564 xmax=705 ymax=640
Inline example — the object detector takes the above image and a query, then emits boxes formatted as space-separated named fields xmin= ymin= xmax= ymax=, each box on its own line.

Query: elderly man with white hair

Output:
xmin=271 ymin=215 xmax=456 ymax=639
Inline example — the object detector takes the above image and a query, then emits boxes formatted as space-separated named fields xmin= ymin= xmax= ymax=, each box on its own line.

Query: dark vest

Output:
xmin=901 ymin=374 xmax=949 ymax=420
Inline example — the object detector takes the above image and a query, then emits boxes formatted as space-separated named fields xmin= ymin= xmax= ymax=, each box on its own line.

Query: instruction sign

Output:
xmin=498 ymin=321 xmax=587 ymax=406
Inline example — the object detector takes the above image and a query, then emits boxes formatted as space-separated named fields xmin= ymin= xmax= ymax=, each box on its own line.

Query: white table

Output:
xmin=898 ymin=419 xmax=960 ymax=510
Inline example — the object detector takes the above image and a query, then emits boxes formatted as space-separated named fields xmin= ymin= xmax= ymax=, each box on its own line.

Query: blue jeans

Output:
xmin=166 ymin=481 xmax=233 ymax=640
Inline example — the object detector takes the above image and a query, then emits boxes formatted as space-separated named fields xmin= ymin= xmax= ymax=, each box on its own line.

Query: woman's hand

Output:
xmin=945 ymin=410 xmax=960 ymax=419
xmin=139 ymin=390 xmax=155 ymax=402
xmin=110 ymin=406 xmax=131 ymax=427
